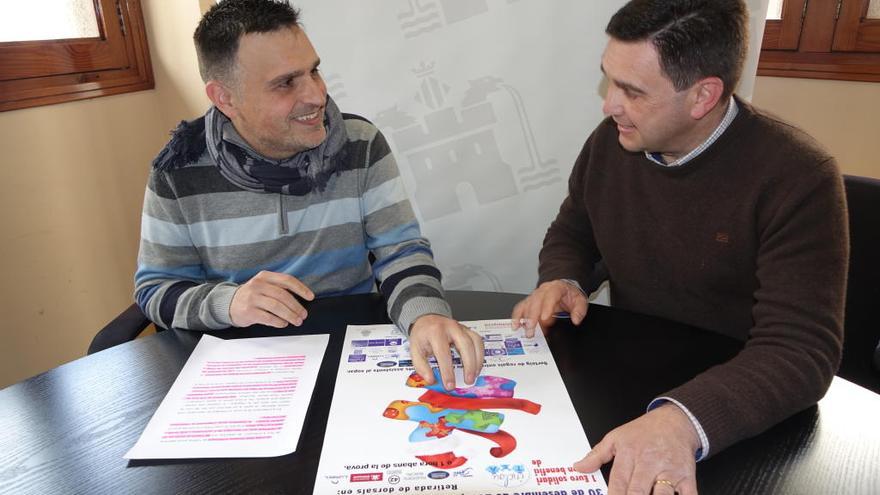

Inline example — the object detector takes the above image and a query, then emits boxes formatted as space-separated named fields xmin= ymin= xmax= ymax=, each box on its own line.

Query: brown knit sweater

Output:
xmin=539 ymin=98 xmax=848 ymax=456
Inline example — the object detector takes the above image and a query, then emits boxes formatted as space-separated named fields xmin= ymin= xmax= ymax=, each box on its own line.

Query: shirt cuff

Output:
xmin=396 ymin=297 xmax=453 ymax=336
xmin=559 ymin=278 xmax=587 ymax=295
xmin=648 ymin=397 xmax=710 ymax=461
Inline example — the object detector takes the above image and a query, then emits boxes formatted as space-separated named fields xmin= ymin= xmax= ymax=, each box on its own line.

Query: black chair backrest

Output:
xmin=840 ymin=175 xmax=880 ymax=394
xmin=87 ymin=304 xmax=151 ymax=354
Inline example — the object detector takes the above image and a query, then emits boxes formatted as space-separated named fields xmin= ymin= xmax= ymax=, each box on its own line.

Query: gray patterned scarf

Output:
xmin=206 ymin=96 xmax=347 ymax=195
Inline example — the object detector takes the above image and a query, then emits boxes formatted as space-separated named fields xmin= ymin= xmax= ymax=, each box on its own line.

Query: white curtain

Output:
xmin=296 ymin=0 xmax=769 ymax=295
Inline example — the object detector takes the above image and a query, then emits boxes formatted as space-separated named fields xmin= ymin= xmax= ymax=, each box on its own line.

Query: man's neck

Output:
xmin=226 ymin=120 xmax=298 ymax=161
xmin=660 ymin=98 xmax=731 ymax=164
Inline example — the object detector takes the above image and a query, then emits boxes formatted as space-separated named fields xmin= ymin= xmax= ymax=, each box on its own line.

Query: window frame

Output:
xmin=0 ymin=0 xmax=154 ymax=112
xmin=761 ymin=0 xmax=808 ymax=50
xmin=758 ymin=0 xmax=880 ymax=82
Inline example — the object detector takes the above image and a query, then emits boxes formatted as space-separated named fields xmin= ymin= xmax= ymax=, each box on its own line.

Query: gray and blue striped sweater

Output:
xmin=134 ymin=113 xmax=451 ymax=332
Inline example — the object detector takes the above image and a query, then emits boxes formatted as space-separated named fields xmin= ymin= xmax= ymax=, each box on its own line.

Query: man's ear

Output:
xmin=206 ymin=80 xmax=237 ymax=117
xmin=689 ymin=76 xmax=724 ymax=120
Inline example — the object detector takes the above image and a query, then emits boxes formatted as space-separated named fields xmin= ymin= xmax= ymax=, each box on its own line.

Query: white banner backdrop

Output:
xmin=295 ymin=0 xmax=769 ymax=295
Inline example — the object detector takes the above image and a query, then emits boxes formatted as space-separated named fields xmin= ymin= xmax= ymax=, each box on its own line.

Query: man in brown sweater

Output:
xmin=512 ymin=1 xmax=848 ymax=494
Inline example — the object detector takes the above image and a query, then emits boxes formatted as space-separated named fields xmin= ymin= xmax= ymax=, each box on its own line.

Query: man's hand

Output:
xmin=511 ymin=280 xmax=588 ymax=336
xmin=229 ymin=271 xmax=315 ymax=328
xmin=409 ymin=314 xmax=485 ymax=390
xmin=573 ymin=404 xmax=701 ymax=495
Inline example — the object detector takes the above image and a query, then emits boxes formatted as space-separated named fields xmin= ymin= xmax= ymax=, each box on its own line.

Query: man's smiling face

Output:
xmin=226 ymin=26 xmax=328 ymax=159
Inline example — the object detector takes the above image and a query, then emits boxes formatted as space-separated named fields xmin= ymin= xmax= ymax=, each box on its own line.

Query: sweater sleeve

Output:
xmin=134 ymin=169 xmax=238 ymax=330
xmin=538 ymin=133 xmax=604 ymax=290
xmin=664 ymin=162 xmax=848 ymax=456
xmin=359 ymin=129 xmax=452 ymax=333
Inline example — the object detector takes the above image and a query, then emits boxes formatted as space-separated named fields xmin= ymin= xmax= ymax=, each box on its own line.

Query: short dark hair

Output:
xmin=606 ymin=0 xmax=748 ymax=98
xmin=193 ymin=0 xmax=301 ymax=84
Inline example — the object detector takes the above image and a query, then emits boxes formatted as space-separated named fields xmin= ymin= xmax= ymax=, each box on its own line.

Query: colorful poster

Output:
xmin=314 ymin=320 xmax=607 ymax=495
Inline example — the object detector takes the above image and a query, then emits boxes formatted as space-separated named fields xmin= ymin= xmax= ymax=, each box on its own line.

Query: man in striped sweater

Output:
xmin=134 ymin=0 xmax=483 ymax=388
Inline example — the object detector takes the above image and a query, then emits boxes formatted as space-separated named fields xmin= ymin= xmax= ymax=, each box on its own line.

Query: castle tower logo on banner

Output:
xmin=374 ymin=61 xmax=561 ymax=223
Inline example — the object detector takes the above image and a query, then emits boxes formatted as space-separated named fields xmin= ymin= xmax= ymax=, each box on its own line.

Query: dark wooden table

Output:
xmin=2 ymin=291 xmax=878 ymax=494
